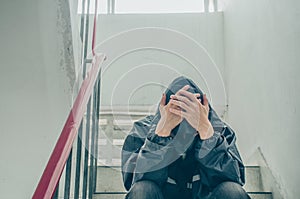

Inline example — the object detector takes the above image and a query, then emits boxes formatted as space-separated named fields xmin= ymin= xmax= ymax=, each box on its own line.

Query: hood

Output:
xmin=127 ymin=76 xmax=225 ymax=173
xmin=161 ymin=76 xmax=224 ymax=132
xmin=164 ymin=76 xmax=204 ymax=105
xmin=153 ymin=76 xmax=218 ymax=138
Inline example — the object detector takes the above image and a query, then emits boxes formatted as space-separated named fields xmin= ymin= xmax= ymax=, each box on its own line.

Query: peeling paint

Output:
xmin=55 ymin=0 xmax=76 ymax=95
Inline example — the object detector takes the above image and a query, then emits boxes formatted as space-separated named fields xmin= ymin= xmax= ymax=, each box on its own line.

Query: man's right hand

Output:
xmin=155 ymin=85 xmax=199 ymax=137
xmin=155 ymin=91 xmax=183 ymax=137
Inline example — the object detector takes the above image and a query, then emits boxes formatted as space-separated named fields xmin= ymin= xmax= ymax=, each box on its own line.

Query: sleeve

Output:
xmin=121 ymin=115 xmax=173 ymax=191
xmin=194 ymin=124 xmax=245 ymax=188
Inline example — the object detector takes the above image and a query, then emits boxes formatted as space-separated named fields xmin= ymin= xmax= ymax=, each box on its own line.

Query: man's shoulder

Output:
xmin=126 ymin=114 xmax=155 ymax=139
xmin=133 ymin=115 xmax=155 ymax=127
xmin=122 ymin=115 xmax=155 ymax=151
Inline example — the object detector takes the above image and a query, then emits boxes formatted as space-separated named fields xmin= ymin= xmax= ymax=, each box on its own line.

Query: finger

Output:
xmin=170 ymin=95 xmax=191 ymax=106
xmin=171 ymin=93 xmax=200 ymax=99
xmin=177 ymin=89 xmax=198 ymax=102
xmin=175 ymin=85 xmax=191 ymax=98
xmin=203 ymin=94 xmax=209 ymax=111
xmin=170 ymin=105 xmax=182 ymax=110
xmin=160 ymin=93 xmax=166 ymax=108
xmin=169 ymin=101 xmax=182 ymax=110
xmin=181 ymin=85 xmax=190 ymax=91
xmin=169 ymin=107 xmax=188 ymax=118
xmin=170 ymin=99 xmax=191 ymax=111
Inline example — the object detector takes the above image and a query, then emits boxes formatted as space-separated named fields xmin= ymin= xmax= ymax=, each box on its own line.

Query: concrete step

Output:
xmin=93 ymin=194 xmax=125 ymax=199
xmin=96 ymin=166 xmax=125 ymax=193
xmin=244 ymin=166 xmax=264 ymax=192
xmin=96 ymin=140 xmax=267 ymax=191
xmin=95 ymin=165 xmax=266 ymax=192
xmin=95 ymin=166 xmax=270 ymax=196
xmin=248 ymin=192 xmax=273 ymax=199
xmin=95 ymin=114 xmax=272 ymax=198
xmin=93 ymin=193 xmax=272 ymax=199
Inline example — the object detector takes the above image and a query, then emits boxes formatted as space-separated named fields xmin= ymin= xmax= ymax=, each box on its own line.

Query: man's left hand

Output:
xmin=169 ymin=87 xmax=214 ymax=140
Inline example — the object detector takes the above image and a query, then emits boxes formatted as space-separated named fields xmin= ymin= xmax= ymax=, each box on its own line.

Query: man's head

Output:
xmin=164 ymin=76 xmax=204 ymax=105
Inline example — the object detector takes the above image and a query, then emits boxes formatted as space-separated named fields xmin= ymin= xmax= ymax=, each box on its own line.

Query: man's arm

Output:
xmin=194 ymin=124 xmax=245 ymax=188
xmin=122 ymin=88 xmax=189 ymax=190
xmin=121 ymin=115 xmax=175 ymax=190
xmin=169 ymin=90 xmax=245 ymax=188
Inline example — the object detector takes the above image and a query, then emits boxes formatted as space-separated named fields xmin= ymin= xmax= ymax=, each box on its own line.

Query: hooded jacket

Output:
xmin=121 ymin=76 xmax=245 ymax=199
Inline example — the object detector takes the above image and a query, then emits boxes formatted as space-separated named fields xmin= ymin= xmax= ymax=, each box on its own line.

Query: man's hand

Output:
xmin=169 ymin=88 xmax=214 ymax=140
xmin=155 ymin=87 xmax=188 ymax=137
xmin=156 ymin=85 xmax=204 ymax=137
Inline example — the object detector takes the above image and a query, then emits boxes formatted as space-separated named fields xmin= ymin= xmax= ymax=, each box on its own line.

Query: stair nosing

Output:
xmin=94 ymin=191 xmax=272 ymax=194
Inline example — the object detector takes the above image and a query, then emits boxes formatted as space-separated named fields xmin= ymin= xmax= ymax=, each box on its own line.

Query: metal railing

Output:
xmin=32 ymin=0 xmax=104 ymax=198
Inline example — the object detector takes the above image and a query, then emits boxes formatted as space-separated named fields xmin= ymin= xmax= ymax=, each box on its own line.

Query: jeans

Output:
xmin=125 ymin=180 xmax=251 ymax=199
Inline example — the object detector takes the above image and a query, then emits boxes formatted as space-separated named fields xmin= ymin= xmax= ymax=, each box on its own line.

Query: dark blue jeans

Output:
xmin=125 ymin=180 xmax=251 ymax=199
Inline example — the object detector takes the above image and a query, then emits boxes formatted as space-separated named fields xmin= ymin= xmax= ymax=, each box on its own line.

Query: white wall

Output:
xmin=223 ymin=0 xmax=300 ymax=198
xmin=0 ymin=0 xmax=74 ymax=198
xmin=91 ymin=13 xmax=227 ymax=116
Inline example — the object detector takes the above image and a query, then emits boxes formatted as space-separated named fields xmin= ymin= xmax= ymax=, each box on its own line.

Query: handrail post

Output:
xmin=64 ymin=149 xmax=72 ymax=199
xmin=88 ymin=84 xmax=97 ymax=199
xmin=74 ymin=122 xmax=83 ymax=199
xmin=82 ymin=0 xmax=91 ymax=196
xmin=82 ymin=97 xmax=92 ymax=199
xmin=93 ymin=74 xmax=101 ymax=193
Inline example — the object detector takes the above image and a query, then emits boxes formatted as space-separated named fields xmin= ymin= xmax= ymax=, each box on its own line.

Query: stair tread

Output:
xmin=95 ymin=114 xmax=272 ymax=199
xmin=93 ymin=192 xmax=272 ymax=199
xmin=95 ymin=166 xmax=267 ymax=193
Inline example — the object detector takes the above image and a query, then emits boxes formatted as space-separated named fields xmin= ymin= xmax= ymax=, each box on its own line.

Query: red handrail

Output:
xmin=32 ymin=54 xmax=105 ymax=199
xmin=32 ymin=0 xmax=101 ymax=198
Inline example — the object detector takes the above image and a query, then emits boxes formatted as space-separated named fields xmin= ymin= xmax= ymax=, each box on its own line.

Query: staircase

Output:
xmin=93 ymin=108 xmax=273 ymax=199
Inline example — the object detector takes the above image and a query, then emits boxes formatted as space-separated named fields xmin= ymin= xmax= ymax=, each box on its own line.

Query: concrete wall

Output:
xmin=0 ymin=0 xmax=74 ymax=198
xmin=223 ymin=0 xmax=300 ymax=198
xmin=91 ymin=13 xmax=227 ymax=116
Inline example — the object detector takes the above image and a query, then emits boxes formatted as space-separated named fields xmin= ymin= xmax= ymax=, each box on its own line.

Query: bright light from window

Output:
xmin=115 ymin=0 xmax=204 ymax=14
xmin=78 ymin=0 xmax=206 ymax=14
xmin=77 ymin=0 xmax=226 ymax=14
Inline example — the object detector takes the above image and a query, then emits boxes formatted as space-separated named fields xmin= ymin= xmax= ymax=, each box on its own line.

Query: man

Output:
xmin=121 ymin=76 xmax=250 ymax=199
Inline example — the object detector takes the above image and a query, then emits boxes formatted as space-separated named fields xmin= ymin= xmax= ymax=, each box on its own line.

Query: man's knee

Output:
xmin=210 ymin=181 xmax=250 ymax=199
xmin=126 ymin=180 xmax=164 ymax=199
